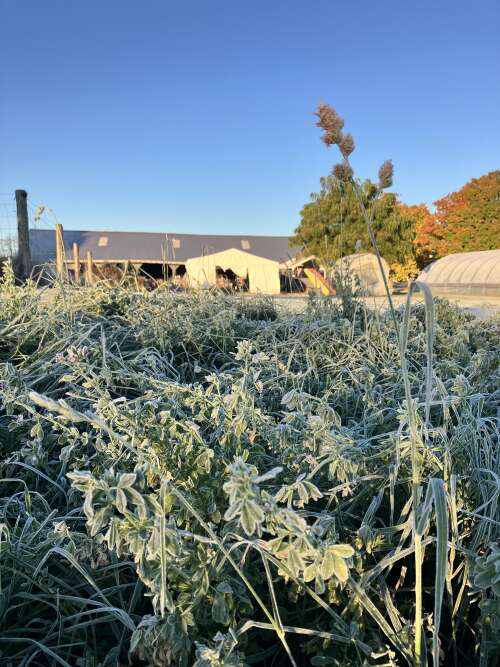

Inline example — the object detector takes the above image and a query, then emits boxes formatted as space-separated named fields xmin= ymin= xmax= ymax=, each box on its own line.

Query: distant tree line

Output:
xmin=291 ymin=170 xmax=500 ymax=280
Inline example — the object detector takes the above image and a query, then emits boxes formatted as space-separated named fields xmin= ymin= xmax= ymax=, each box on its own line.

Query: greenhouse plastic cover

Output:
xmin=417 ymin=249 xmax=500 ymax=296
xmin=333 ymin=253 xmax=391 ymax=297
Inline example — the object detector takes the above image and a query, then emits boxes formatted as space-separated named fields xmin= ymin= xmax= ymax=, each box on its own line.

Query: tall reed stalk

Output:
xmin=314 ymin=102 xmax=445 ymax=666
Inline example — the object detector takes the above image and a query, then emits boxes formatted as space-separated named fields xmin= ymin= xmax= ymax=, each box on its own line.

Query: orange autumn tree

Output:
xmin=389 ymin=202 xmax=432 ymax=277
xmin=413 ymin=203 xmax=440 ymax=267
xmin=415 ymin=171 xmax=500 ymax=264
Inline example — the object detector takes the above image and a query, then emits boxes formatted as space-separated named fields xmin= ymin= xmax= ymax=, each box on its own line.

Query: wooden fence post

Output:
xmin=55 ymin=223 xmax=65 ymax=278
xmin=85 ymin=251 xmax=94 ymax=285
xmin=73 ymin=242 xmax=80 ymax=283
xmin=15 ymin=189 xmax=31 ymax=279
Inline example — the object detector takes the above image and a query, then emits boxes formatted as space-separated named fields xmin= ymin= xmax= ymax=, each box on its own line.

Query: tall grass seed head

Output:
xmin=339 ymin=132 xmax=355 ymax=157
xmin=316 ymin=102 xmax=344 ymax=146
xmin=378 ymin=159 xmax=394 ymax=189
xmin=332 ymin=161 xmax=353 ymax=183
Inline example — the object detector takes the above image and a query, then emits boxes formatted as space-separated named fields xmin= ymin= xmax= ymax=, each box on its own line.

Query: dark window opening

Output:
xmin=299 ymin=258 xmax=323 ymax=271
xmin=138 ymin=263 xmax=188 ymax=288
xmin=280 ymin=270 xmax=306 ymax=293
xmin=215 ymin=266 xmax=248 ymax=291
xmin=139 ymin=263 xmax=172 ymax=280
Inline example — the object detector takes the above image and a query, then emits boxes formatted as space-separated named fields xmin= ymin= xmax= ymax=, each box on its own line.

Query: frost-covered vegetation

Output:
xmin=0 ymin=267 xmax=499 ymax=666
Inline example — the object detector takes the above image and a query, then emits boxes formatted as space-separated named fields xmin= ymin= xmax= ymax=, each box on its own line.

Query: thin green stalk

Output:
xmin=348 ymin=175 xmax=399 ymax=336
xmin=349 ymin=172 xmax=435 ymax=666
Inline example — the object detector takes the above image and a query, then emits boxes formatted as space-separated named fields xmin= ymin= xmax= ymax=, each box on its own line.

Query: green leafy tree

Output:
xmin=291 ymin=176 xmax=417 ymax=266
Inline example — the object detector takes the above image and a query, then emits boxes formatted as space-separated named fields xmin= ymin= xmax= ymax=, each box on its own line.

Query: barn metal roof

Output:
xmin=29 ymin=229 xmax=301 ymax=265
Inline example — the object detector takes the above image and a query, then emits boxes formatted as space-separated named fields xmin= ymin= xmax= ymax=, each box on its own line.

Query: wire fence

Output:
xmin=0 ymin=194 xmax=18 ymax=258
xmin=0 ymin=192 xmax=58 ymax=271
xmin=27 ymin=198 xmax=57 ymax=265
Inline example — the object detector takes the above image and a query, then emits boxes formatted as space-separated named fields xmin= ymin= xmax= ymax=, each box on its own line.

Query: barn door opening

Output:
xmin=215 ymin=266 xmax=248 ymax=291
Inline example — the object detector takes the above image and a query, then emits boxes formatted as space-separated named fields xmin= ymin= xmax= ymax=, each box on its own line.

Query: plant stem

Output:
xmin=348 ymin=176 xmax=400 ymax=337
xmin=348 ymin=168 xmax=425 ymax=666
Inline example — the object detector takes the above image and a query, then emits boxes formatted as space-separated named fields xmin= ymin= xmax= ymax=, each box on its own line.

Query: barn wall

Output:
xmin=185 ymin=248 xmax=281 ymax=294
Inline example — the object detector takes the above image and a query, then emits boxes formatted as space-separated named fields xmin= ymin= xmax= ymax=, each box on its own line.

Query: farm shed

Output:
xmin=417 ymin=249 xmax=500 ymax=296
xmin=333 ymin=252 xmax=391 ymax=296
xmin=185 ymin=248 xmax=281 ymax=294
xmin=29 ymin=228 xmax=300 ymax=293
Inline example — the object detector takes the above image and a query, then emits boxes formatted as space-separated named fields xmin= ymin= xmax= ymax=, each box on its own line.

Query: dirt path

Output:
xmin=273 ymin=293 xmax=500 ymax=318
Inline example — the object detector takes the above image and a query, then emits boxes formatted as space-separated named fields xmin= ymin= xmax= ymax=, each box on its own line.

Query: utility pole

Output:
xmin=15 ymin=189 xmax=31 ymax=279
xmin=73 ymin=242 xmax=80 ymax=283
xmin=55 ymin=223 xmax=65 ymax=277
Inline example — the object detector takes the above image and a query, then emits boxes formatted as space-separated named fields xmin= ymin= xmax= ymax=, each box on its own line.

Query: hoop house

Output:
xmin=417 ymin=249 xmax=500 ymax=296
xmin=334 ymin=253 xmax=391 ymax=296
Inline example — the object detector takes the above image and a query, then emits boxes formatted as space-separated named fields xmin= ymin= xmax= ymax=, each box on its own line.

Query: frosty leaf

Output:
xmin=332 ymin=554 xmax=349 ymax=582
xmin=287 ymin=548 xmax=305 ymax=577
xmin=304 ymin=481 xmax=323 ymax=502
xmin=303 ymin=563 xmax=317 ymax=582
xmin=315 ymin=574 xmax=326 ymax=595
xmin=297 ymin=482 xmax=309 ymax=506
xmin=115 ymin=488 xmax=127 ymax=514
xmin=254 ymin=466 xmax=282 ymax=484
xmin=212 ymin=592 xmax=230 ymax=625
xmin=118 ymin=473 xmax=137 ymax=488
xmin=330 ymin=544 xmax=354 ymax=558
xmin=216 ymin=581 xmax=233 ymax=594
xmin=321 ymin=551 xmax=335 ymax=580
xmin=67 ymin=470 xmax=94 ymax=491
xmin=240 ymin=500 xmax=264 ymax=536
xmin=281 ymin=389 xmax=297 ymax=406
xmin=223 ymin=502 xmax=241 ymax=522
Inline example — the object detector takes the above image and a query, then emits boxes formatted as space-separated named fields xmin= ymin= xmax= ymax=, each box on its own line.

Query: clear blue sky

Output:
xmin=1 ymin=0 xmax=499 ymax=235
